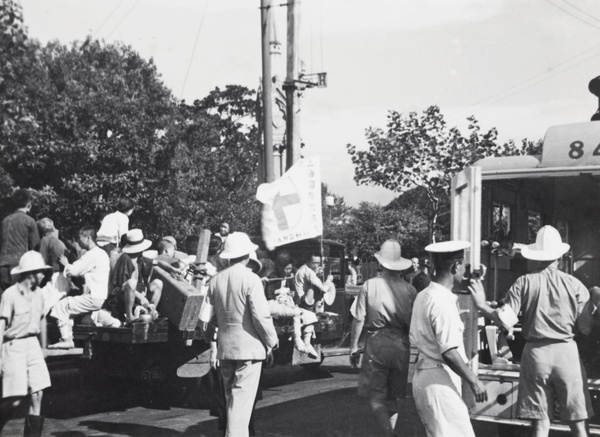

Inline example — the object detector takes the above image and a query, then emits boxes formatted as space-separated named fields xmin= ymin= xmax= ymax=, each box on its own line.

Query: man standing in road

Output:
xmin=294 ymin=253 xmax=335 ymax=313
xmin=349 ymin=240 xmax=417 ymax=437
xmin=470 ymin=225 xmax=592 ymax=437
xmin=208 ymin=232 xmax=278 ymax=437
xmin=410 ymin=240 xmax=487 ymax=437
xmin=0 ymin=251 xmax=52 ymax=437
xmin=0 ymin=189 xmax=40 ymax=292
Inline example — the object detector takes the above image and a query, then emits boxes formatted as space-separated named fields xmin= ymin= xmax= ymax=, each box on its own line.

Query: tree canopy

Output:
xmin=0 ymin=0 xmax=262 ymax=242
xmin=347 ymin=106 xmax=541 ymax=243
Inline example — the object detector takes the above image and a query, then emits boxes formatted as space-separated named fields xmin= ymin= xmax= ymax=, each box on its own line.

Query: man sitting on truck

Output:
xmin=294 ymin=253 xmax=335 ymax=313
xmin=103 ymin=229 xmax=163 ymax=323
xmin=48 ymin=226 xmax=111 ymax=349
xmin=470 ymin=225 xmax=593 ymax=437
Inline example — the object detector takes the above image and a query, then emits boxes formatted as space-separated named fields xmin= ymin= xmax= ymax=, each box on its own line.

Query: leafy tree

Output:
xmin=347 ymin=106 xmax=540 ymax=243
xmin=155 ymin=86 xmax=263 ymax=239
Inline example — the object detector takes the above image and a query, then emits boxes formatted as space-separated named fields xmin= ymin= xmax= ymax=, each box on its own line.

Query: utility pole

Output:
xmin=284 ymin=0 xmax=301 ymax=171
xmin=261 ymin=0 xmax=274 ymax=183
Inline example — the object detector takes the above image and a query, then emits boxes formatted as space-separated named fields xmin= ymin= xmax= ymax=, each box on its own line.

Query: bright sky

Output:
xmin=19 ymin=0 xmax=600 ymax=206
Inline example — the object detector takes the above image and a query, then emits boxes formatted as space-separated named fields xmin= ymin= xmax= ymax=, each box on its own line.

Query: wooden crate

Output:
xmin=151 ymin=266 xmax=204 ymax=332
xmin=73 ymin=318 xmax=169 ymax=344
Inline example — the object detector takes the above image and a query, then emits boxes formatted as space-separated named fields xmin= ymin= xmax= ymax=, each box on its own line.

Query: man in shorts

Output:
xmin=0 ymin=251 xmax=52 ymax=437
xmin=470 ymin=225 xmax=592 ymax=437
xmin=349 ymin=240 xmax=417 ymax=436
xmin=410 ymin=240 xmax=487 ymax=437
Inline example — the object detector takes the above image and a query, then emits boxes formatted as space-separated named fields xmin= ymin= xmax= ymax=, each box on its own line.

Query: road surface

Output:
xmin=1 ymin=355 xmax=513 ymax=437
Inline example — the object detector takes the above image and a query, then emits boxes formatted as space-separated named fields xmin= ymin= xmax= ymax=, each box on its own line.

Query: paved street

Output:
xmin=2 ymin=355 xmax=503 ymax=437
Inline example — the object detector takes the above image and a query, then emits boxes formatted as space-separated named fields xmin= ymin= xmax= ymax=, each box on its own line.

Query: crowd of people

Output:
xmin=0 ymin=188 xmax=597 ymax=437
xmin=349 ymin=226 xmax=597 ymax=437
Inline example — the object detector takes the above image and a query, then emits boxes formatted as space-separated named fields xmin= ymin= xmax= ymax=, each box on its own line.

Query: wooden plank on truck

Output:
xmin=73 ymin=318 xmax=169 ymax=344
xmin=152 ymin=266 xmax=203 ymax=332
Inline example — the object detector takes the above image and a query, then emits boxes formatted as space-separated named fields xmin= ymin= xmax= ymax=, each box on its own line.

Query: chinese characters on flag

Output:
xmin=256 ymin=156 xmax=323 ymax=250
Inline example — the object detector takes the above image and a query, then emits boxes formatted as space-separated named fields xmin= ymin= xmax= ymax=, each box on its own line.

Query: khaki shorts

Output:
xmin=2 ymin=336 xmax=51 ymax=398
xmin=358 ymin=328 xmax=410 ymax=401
xmin=518 ymin=340 xmax=591 ymax=421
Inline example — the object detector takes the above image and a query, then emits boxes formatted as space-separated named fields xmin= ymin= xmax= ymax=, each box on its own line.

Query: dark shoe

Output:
xmin=24 ymin=415 xmax=44 ymax=437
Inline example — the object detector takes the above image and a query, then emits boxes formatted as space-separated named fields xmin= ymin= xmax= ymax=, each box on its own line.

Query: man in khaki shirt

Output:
xmin=350 ymin=240 xmax=417 ymax=437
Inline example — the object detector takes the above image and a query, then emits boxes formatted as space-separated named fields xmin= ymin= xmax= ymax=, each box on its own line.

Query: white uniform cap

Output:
xmin=425 ymin=240 xmax=471 ymax=253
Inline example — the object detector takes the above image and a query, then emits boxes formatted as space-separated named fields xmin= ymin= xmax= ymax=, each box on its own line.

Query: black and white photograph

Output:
xmin=2 ymin=0 xmax=600 ymax=435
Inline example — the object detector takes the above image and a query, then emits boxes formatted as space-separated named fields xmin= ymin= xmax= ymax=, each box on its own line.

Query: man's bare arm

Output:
xmin=442 ymin=347 xmax=487 ymax=403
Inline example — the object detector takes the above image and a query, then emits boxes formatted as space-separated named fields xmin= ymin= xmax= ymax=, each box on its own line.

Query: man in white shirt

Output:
xmin=48 ymin=226 xmax=110 ymax=349
xmin=410 ymin=241 xmax=487 ymax=437
xmin=96 ymin=197 xmax=135 ymax=253
xmin=294 ymin=254 xmax=335 ymax=313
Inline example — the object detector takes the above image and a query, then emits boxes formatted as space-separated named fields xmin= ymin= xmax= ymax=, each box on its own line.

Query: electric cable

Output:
xmin=180 ymin=0 xmax=210 ymax=100
xmin=93 ymin=0 xmax=125 ymax=38
xmin=559 ymin=0 xmax=600 ymax=24
xmin=105 ymin=0 xmax=142 ymax=39
xmin=545 ymin=0 xmax=600 ymax=30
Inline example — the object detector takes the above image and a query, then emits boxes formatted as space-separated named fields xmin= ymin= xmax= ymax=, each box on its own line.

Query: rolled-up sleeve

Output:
xmin=353 ymin=285 xmax=367 ymax=322
xmin=248 ymin=276 xmax=278 ymax=349
xmin=0 ymin=291 xmax=13 ymax=324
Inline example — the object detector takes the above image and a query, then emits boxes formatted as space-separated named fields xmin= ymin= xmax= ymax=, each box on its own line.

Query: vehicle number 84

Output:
xmin=569 ymin=140 xmax=600 ymax=159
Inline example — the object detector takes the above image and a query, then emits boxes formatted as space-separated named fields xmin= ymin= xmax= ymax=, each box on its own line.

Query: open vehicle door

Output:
xmin=450 ymin=166 xmax=482 ymax=408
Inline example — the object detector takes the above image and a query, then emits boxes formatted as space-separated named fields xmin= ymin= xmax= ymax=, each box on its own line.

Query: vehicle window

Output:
xmin=492 ymin=202 xmax=512 ymax=244
xmin=527 ymin=210 xmax=543 ymax=243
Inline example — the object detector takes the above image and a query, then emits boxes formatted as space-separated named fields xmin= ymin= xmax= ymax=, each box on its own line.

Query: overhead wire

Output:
xmin=92 ymin=0 xmax=125 ymax=38
xmin=105 ymin=0 xmax=142 ymax=39
xmin=180 ymin=0 xmax=210 ymax=100
xmin=324 ymin=44 xmax=600 ymax=168
xmin=447 ymin=41 xmax=600 ymax=123
xmin=544 ymin=0 xmax=600 ymax=30
xmin=559 ymin=0 xmax=600 ymax=24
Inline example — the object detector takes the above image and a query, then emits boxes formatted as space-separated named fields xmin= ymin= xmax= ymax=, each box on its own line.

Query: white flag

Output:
xmin=256 ymin=156 xmax=322 ymax=250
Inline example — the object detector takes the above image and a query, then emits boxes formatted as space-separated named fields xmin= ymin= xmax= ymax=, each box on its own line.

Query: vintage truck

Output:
xmin=451 ymin=120 xmax=600 ymax=435
xmin=71 ymin=236 xmax=358 ymax=396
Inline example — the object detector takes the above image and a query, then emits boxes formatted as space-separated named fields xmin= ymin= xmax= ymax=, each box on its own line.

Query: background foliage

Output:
xmin=2 ymin=1 xmax=541 ymax=260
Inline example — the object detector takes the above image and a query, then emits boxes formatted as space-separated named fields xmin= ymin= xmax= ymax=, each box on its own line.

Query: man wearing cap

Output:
xmin=470 ymin=225 xmax=592 ymax=437
xmin=294 ymin=253 xmax=336 ymax=313
xmin=48 ymin=226 xmax=111 ymax=348
xmin=207 ymin=232 xmax=278 ymax=437
xmin=410 ymin=240 xmax=487 ymax=437
xmin=349 ymin=240 xmax=418 ymax=437
xmin=0 ymin=251 xmax=52 ymax=437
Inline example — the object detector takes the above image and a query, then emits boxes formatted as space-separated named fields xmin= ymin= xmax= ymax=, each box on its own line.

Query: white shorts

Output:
xmin=2 ymin=336 xmax=51 ymax=398
xmin=412 ymin=366 xmax=475 ymax=437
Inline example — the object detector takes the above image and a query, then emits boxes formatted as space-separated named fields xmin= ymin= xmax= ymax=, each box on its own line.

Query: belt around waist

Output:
xmin=4 ymin=333 xmax=38 ymax=342
xmin=367 ymin=326 xmax=407 ymax=334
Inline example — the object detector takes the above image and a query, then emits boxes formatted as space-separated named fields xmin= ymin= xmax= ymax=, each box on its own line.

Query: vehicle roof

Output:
xmin=472 ymin=155 xmax=542 ymax=171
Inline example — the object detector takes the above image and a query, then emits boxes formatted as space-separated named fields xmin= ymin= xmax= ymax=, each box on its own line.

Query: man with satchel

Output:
xmin=349 ymin=239 xmax=418 ymax=437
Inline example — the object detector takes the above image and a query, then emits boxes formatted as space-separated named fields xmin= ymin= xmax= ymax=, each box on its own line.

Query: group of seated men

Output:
xmin=45 ymin=226 xmax=187 ymax=349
